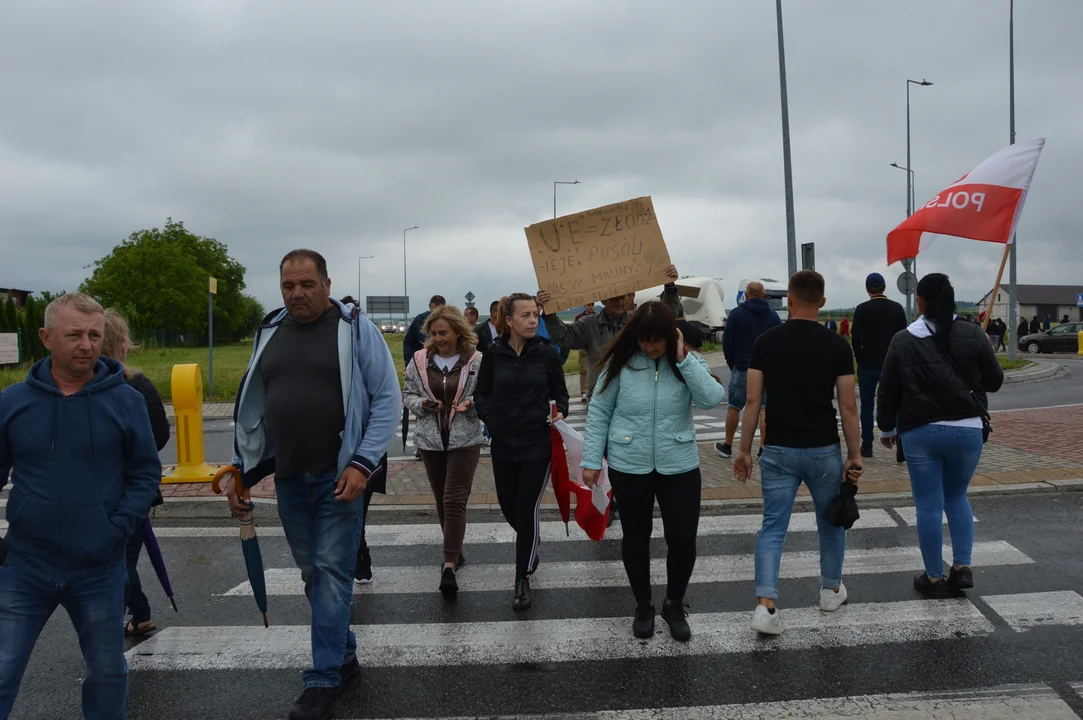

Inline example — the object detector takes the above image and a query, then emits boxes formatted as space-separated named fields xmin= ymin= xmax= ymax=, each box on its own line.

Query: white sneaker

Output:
xmin=750 ymin=605 xmax=785 ymax=635
xmin=820 ymin=583 xmax=848 ymax=612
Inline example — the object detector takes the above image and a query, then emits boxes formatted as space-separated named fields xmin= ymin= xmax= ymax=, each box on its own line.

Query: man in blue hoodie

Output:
xmin=717 ymin=282 xmax=782 ymax=458
xmin=222 ymin=250 xmax=401 ymax=720
xmin=0 ymin=292 xmax=161 ymax=720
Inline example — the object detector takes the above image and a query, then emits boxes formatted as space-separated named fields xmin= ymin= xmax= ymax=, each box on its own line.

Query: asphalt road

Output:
xmin=162 ymin=358 xmax=1083 ymax=466
xmin=7 ymin=493 xmax=1083 ymax=719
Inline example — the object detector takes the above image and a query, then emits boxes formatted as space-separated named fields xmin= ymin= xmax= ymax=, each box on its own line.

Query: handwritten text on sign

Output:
xmin=525 ymin=196 xmax=672 ymax=313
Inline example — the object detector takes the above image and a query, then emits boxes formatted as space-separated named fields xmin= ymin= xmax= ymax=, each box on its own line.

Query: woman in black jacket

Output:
xmin=102 ymin=309 xmax=170 ymax=635
xmin=474 ymin=293 xmax=569 ymax=611
xmin=876 ymin=275 xmax=1003 ymax=598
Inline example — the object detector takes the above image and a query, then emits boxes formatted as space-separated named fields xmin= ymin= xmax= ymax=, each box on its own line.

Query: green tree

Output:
xmin=81 ymin=219 xmax=251 ymax=343
xmin=237 ymin=294 xmax=267 ymax=341
xmin=0 ymin=296 xmax=16 ymax=332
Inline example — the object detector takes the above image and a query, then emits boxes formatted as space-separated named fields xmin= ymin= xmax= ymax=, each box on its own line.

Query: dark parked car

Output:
xmin=1018 ymin=322 xmax=1082 ymax=354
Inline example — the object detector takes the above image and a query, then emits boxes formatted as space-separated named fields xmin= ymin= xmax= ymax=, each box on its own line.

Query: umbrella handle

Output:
xmin=211 ymin=465 xmax=247 ymax=502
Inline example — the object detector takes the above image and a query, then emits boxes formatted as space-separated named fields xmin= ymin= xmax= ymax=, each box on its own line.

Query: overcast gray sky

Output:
xmin=2 ymin=0 xmax=1079 ymax=314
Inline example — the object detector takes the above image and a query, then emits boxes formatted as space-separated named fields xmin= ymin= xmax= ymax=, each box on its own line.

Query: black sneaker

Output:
xmin=860 ymin=447 xmax=873 ymax=459
xmin=714 ymin=442 xmax=733 ymax=458
xmin=947 ymin=566 xmax=974 ymax=590
xmin=913 ymin=572 xmax=952 ymax=599
xmin=632 ymin=603 xmax=655 ymax=639
xmin=354 ymin=550 xmax=372 ymax=584
xmin=287 ymin=687 xmax=336 ymax=720
xmin=661 ymin=599 xmax=691 ymax=642
xmin=439 ymin=567 xmax=458 ymax=598
xmin=338 ymin=658 xmax=361 ymax=690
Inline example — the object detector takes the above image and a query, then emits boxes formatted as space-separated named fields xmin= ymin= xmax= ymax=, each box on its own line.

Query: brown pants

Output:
xmin=419 ymin=445 xmax=482 ymax=565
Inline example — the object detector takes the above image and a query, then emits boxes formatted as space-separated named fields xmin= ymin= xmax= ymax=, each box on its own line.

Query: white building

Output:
xmin=977 ymin=284 xmax=1082 ymax=325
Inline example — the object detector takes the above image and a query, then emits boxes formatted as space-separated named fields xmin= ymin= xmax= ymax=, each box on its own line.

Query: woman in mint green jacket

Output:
xmin=582 ymin=302 xmax=725 ymax=642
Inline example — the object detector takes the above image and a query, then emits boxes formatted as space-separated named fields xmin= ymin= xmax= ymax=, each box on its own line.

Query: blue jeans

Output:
xmin=0 ymin=561 xmax=128 ymax=719
xmin=275 ymin=472 xmax=365 ymax=689
xmin=901 ymin=424 xmax=983 ymax=579
xmin=857 ymin=365 xmax=881 ymax=452
xmin=728 ymin=368 xmax=748 ymax=410
xmin=755 ymin=444 xmax=846 ymax=600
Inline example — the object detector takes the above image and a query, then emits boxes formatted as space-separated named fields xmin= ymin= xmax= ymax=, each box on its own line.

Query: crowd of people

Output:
xmin=0 ymin=249 xmax=1004 ymax=720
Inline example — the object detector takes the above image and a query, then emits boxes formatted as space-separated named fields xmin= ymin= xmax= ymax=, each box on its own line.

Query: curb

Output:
xmin=1002 ymin=361 xmax=1063 ymax=384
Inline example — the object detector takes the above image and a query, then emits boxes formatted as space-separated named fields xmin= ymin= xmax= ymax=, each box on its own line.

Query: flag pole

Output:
xmin=983 ymin=243 xmax=1012 ymax=334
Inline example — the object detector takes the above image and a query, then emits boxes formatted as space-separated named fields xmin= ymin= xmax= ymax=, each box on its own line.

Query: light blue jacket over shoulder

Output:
xmin=582 ymin=351 xmax=725 ymax=476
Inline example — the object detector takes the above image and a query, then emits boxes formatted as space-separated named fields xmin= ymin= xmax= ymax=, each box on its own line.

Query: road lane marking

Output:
xmin=149 ymin=509 xmax=898 ymax=540
xmin=127 ymin=595 xmax=997 ymax=670
xmin=342 ymin=683 xmax=1077 ymax=719
xmin=893 ymin=507 xmax=979 ymax=527
xmin=220 ymin=540 xmax=1032 ymax=597
xmin=983 ymin=590 xmax=1083 ymax=632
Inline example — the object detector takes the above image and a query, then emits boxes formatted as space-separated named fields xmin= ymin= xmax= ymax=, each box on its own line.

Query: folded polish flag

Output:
xmin=551 ymin=420 xmax=611 ymax=542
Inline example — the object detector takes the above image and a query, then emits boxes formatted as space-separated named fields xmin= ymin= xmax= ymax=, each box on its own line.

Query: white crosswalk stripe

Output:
xmin=220 ymin=541 xmax=1032 ymax=597
xmin=143 ymin=509 xmax=902 ymax=540
xmin=340 ymin=684 xmax=1079 ymax=720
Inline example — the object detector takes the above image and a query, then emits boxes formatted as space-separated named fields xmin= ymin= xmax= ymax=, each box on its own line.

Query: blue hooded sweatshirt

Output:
xmin=722 ymin=298 xmax=782 ymax=371
xmin=0 ymin=356 xmax=162 ymax=581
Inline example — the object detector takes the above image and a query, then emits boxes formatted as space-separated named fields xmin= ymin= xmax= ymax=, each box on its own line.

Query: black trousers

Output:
xmin=608 ymin=467 xmax=702 ymax=605
xmin=492 ymin=454 xmax=551 ymax=581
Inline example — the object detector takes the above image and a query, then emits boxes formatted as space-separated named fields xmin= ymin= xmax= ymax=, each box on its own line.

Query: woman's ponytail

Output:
xmin=916 ymin=273 xmax=956 ymax=343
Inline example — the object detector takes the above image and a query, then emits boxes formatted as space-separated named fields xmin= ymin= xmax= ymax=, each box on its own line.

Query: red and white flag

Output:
xmin=552 ymin=420 xmax=611 ymax=542
xmin=886 ymin=138 xmax=1045 ymax=265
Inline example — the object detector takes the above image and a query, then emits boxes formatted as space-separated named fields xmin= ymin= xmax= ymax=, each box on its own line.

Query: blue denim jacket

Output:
xmin=231 ymin=299 xmax=402 ymax=487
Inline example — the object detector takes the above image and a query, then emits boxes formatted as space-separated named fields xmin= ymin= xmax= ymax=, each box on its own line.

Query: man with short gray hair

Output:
xmin=0 ymin=292 xmax=162 ymax=720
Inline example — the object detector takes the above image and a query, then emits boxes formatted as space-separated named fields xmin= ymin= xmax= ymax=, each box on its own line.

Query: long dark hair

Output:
xmin=597 ymin=301 xmax=685 ymax=395
xmin=917 ymin=273 xmax=956 ymax=344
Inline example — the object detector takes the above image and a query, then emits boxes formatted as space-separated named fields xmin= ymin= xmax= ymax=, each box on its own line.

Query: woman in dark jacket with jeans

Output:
xmin=474 ymin=293 xmax=569 ymax=612
xmin=102 ymin=309 xmax=170 ymax=635
xmin=877 ymin=274 xmax=1003 ymax=598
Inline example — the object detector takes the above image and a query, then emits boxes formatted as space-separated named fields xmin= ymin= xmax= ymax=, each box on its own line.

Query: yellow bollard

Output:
xmin=1078 ymin=330 xmax=1083 ymax=356
xmin=162 ymin=363 xmax=220 ymax=484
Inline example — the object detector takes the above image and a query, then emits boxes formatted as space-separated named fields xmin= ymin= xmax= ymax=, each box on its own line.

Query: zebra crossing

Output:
xmin=106 ymin=496 xmax=1083 ymax=720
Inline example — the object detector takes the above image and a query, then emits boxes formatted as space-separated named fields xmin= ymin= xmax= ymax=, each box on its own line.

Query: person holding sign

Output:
xmin=580 ymin=302 xmax=725 ymax=641
xmin=537 ymin=265 xmax=679 ymax=398
xmin=473 ymin=293 xmax=570 ymax=612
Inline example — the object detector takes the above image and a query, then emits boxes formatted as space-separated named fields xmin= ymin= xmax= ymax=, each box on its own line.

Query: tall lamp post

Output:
xmin=553 ymin=180 xmax=580 ymax=218
xmin=776 ymin=0 xmax=797 ymax=278
xmin=1007 ymin=0 xmax=1018 ymax=360
xmin=904 ymin=78 xmax=933 ymax=320
xmin=890 ymin=162 xmax=919 ymax=316
xmin=357 ymin=255 xmax=374 ymax=301
xmin=403 ymin=226 xmax=418 ymax=315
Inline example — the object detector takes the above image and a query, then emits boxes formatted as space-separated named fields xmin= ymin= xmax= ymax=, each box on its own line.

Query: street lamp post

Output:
xmin=553 ymin=180 xmax=580 ymax=218
xmin=357 ymin=255 xmax=374 ymax=301
xmin=1007 ymin=0 xmax=1018 ymax=360
xmin=904 ymin=78 xmax=933 ymax=320
xmin=403 ymin=226 xmax=418 ymax=314
xmin=776 ymin=0 xmax=797 ymax=278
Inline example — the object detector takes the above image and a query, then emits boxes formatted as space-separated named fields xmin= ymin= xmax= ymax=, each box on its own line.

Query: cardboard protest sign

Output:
xmin=525 ymin=196 xmax=672 ymax=313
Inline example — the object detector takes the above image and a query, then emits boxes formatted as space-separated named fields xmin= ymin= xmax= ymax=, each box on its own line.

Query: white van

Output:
xmin=633 ymin=276 xmax=728 ymax=332
xmin=736 ymin=278 xmax=789 ymax=321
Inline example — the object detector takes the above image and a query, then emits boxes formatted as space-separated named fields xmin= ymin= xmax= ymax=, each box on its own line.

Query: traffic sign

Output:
xmin=897 ymin=271 xmax=918 ymax=295
xmin=465 ymin=291 xmax=475 ymax=302
xmin=1076 ymin=292 xmax=1083 ymax=307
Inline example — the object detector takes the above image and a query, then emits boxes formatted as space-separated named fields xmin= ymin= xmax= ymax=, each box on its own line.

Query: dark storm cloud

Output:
xmin=1 ymin=0 xmax=1079 ymax=313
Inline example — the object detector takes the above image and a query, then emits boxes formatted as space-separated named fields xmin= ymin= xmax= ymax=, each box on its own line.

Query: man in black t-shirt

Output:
xmin=733 ymin=270 xmax=864 ymax=637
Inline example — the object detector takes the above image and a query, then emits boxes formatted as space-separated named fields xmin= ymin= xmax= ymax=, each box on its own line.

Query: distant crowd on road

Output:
xmin=0 ymin=248 xmax=1005 ymax=720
